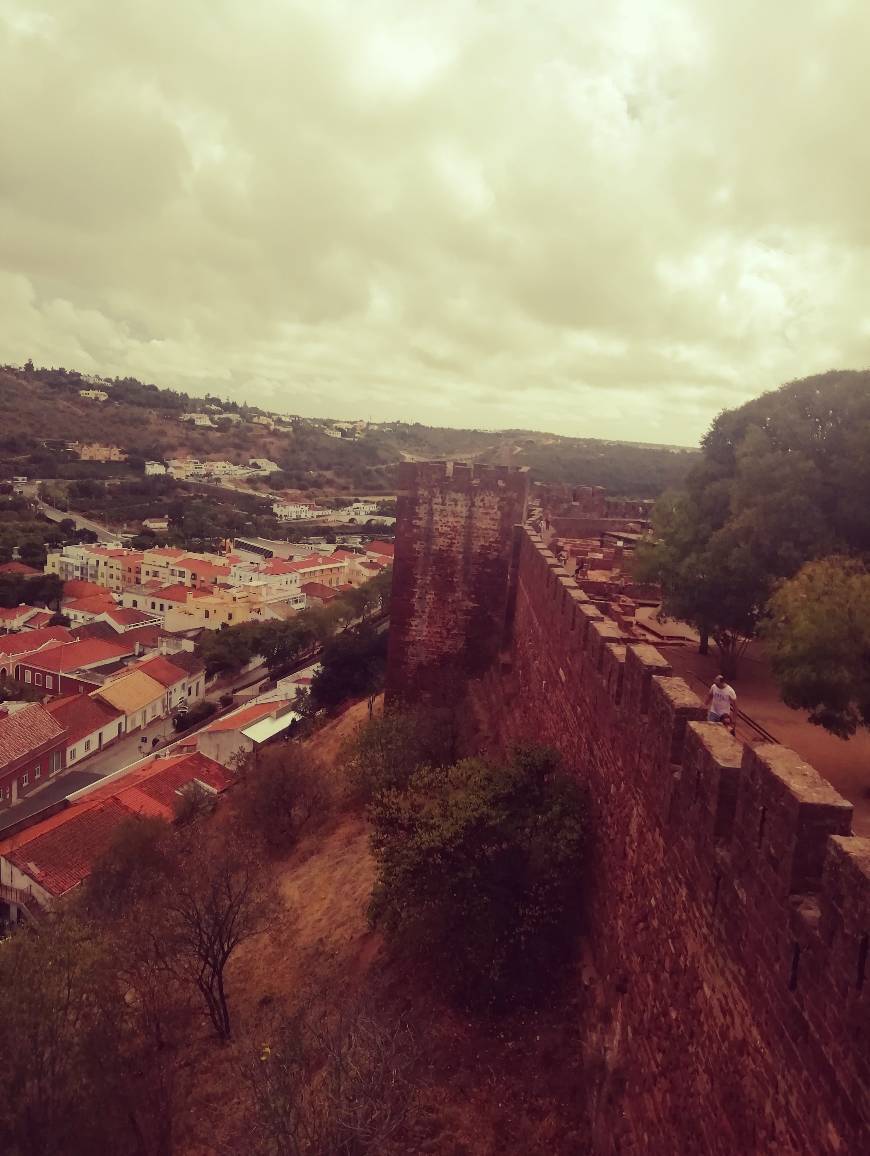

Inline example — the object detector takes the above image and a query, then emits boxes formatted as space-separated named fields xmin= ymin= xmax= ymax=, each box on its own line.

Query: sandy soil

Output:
xmin=172 ymin=698 xmax=597 ymax=1156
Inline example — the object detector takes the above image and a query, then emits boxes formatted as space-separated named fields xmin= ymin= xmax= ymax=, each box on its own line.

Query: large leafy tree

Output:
xmin=635 ymin=370 xmax=870 ymax=676
xmin=763 ymin=558 xmax=870 ymax=738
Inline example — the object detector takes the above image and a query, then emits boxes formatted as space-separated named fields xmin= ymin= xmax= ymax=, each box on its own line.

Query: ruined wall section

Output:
xmin=470 ymin=529 xmax=869 ymax=1156
xmin=385 ymin=462 xmax=528 ymax=705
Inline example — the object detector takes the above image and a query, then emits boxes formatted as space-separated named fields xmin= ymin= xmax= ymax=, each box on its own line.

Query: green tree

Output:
xmin=310 ymin=624 xmax=386 ymax=711
xmin=763 ymin=557 xmax=870 ymax=738
xmin=635 ymin=370 xmax=870 ymax=675
xmin=369 ymin=746 xmax=586 ymax=1007
xmin=342 ymin=707 xmax=457 ymax=802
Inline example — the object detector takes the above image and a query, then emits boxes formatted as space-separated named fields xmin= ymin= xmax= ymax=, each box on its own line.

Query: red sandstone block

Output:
xmin=588 ymin=618 xmax=625 ymax=672
xmin=602 ymin=643 xmax=626 ymax=704
xmin=680 ymin=722 xmax=744 ymax=839
xmin=623 ymin=643 xmax=673 ymax=716
xmin=819 ymin=835 xmax=870 ymax=1002
xmin=736 ymin=744 xmax=853 ymax=897
xmin=649 ymin=676 xmax=706 ymax=767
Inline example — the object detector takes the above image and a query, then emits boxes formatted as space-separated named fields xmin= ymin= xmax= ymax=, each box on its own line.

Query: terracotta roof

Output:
xmin=180 ymin=558 xmax=230 ymax=580
xmin=0 ymin=605 xmax=37 ymax=622
xmin=300 ymin=582 xmax=338 ymax=601
xmin=0 ymin=561 xmax=41 ymax=575
xmin=22 ymin=638 xmax=132 ymax=673
xmin=94 ymin=670 xmax=165 ymax=714
xmin=122 ymin=625 xmax=161 ymax=650
xmin=69 ymin=621 xmax=120 ymax=644
xmin=0 ymin=704 xmax=66 ymax=771
xmin=65 ymin=594 xmax=116 ymax=615
xmin=61 ymin=580 xmax=106 ymax=600
xmin=23 ymin=611 xmax=53 ymax=630
xmin=105 ymin=607 xmax=156 ymax=627
xmin=367 ymin=540 xmax=394 ymax=557
xmin=146 ymin=547 xmax=186 ymax=558
xmin=205 ymin=701 xmax=288 ymax=732
xmin=134 ymin=654 xmax=190 ymax=688
xmin=152 ymin=585 xmax=190 ymax=603
xmin=0 ymin=752 xmax=233 ymax=896
xmin=46 ymin=695 xmax=123 ymax=746
xmin=0 ymin=627 xmax=72 ymax=658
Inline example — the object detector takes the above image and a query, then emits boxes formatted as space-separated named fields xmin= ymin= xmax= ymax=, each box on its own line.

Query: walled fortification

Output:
xmin=388 ymin=463 xmax=870 ymax=1156
xmin=385 ymin=460 xmax=528 ymax=705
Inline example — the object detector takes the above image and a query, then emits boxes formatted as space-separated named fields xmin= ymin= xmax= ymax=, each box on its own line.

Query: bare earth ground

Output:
xmin=174 ymin=700 xmax=598 ymax=1156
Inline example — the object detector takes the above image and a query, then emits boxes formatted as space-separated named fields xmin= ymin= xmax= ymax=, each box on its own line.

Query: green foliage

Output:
xmin=0 ymin=571 xmax=63 ymax=610
xmin=236 ymin=746 xmax=327 ymax=852
xmin=763 ymin=557 xmax=870 ymax=738
xmin=310 ymin=624 xmax=387 ymax=711
xmin=342 ymin=707 xmax=457 ymax=802
xmin=635 ymin=371 xmax=870 ymax=674
xmin=369 ymin=746 xmax=586 ymax=1007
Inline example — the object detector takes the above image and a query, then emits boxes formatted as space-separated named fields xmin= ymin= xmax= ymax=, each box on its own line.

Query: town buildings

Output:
xmin=0 ymin=703 xmax=66 ymax=806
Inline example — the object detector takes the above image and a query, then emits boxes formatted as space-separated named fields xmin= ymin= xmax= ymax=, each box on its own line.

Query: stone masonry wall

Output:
xmin=385 ymin=461 xmax=528 ymax=706
xmin=467 ymin=528 xmax=870 ymax=1155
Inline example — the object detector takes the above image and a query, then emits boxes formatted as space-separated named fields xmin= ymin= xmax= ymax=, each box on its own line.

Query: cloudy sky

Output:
xmin=1 ymin=0 xmax=868 ymax=444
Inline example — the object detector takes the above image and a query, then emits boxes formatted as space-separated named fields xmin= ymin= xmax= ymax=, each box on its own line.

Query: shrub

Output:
xmin=342 ymin=707 xmax=457 ymax=803
xmin=369 ymin=746 xmax=586 ymax=1008
xmin=237 ymin=747 xmax=328 ymax=852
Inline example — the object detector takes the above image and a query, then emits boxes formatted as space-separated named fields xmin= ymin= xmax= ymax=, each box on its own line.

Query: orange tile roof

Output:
xmin=0 ymin=561 xmax=41 ymax=575
xmin=367 ymin=540 xmax=394 ymax=557
xmin=61 ymin=580 xmax=106 ymax=600
xmin=46 ymin=695 xmax=123 ymax=746
xmin=0 ymin=627 xmax=71 ymax=658
xmin=134 ymin=654 xmax=190 ymax=688
xmin=23 ymin=638 xmax=132 ymax=673
xmin=0 ymin=752 xmax=232 ymax=896
xmin=0 ymin=604 xmax=38 ymax=621
xmin=64 ymin=594 xmax=116 ymax=614
xmin=205 ymin=701 xmax=289 ymax=732
xmin=153 ymin=584 xmax=190 ymax=603
xmin=0 ymin=704 xmax=66 ymax=771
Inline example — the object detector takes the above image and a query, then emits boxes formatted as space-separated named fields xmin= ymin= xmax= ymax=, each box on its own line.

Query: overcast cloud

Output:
xmin=1 ymin=0 xmax=869 ymax=444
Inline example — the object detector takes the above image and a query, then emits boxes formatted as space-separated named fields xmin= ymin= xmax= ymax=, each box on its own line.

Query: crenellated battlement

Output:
xmin=386 ymin=464 xmax=869 ymax=1153
xmin=467 ymin=524 xmax=870 ymax=1155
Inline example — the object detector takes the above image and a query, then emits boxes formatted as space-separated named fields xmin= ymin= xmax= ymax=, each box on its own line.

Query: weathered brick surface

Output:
xmin=388 ymin=493 xmax=870 ymax=1155
xmin=385 ymin=461 xmax=528 ymax=705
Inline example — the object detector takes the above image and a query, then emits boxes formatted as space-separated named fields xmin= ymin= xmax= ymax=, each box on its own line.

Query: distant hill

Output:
xmin=0 ymin=363 xmax=698 ymax=498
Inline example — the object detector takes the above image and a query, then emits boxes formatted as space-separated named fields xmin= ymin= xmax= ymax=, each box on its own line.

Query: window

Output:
xmin=187 ymin=685 xmax=192 ymax=696
xmin=70 ymin=747 xmax=77 ymax=761
xmin=52 ymin=751 xmax=62 ymax=773
xmin=118 ymin=722 xmax=124 ymax=735
xmin=24 ymin=670 xmax=31 ymax=684
xmin=84 ymin=739 xmax=91 ymax=752
xmin=35 ymin=673 xmax=43 ymax=686
xmin=46 ymin=675 xmax=53 ymax=689
xmin=204 ymin=609 xmax=210 ymax=619
xmin=34 ymin=765 xmax=41 ymax=780
xmin=22 ymin=772 xmax=28 ymax=786
xmin=227 ymin=613 xmax=233 ymax=622
xmin=132 ymin=599 xmax=138 ymax=608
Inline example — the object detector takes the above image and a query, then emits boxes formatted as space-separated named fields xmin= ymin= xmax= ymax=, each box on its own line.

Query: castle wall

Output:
xmin=468 ymin=528 xmax=870 ymax=1154
xmin=385 ymin=461 xmax=528 ymax=705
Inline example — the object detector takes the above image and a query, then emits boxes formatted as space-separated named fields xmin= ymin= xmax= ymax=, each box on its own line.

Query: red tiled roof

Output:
xmin=300 ymin=582 xmax=338 ymax=601
xmin=61 ymin=580 xmax=106 ymax=600
xmin=0 ymin=704 xmax=66 ymax=771
xmin=0 ymin=561 xmax=41 ymax=575
xmin=65 ymin=594 xmax=116 ymax=614
xmin=153 ymin=584 xmax=190 ymax=603
xmin=23 ymin=611 xmax=53 ymax=630
xmin=0 ymin=752 xmax=233 ymax=896
xmin=0 ymin=627 xmax=71 ymax=658
xmin=22 ymin=638 xmax=132 ymax=673
xmin=367 ymin=540 xmax=394 ymax=557
xmin=205 ymin=701 xmax=287 ymax=732
xmin=134 ymin=654 xmax=189 ymax=688
xmin=46 ymin=695 xmax=123 ymax=746
xmin=147 ymin=547 xmax=187 ymax=557
xmin=180 ymin=558 xmax=230 ymax=580
xmin=106 ymin=607 xmax=156 ymax=627
xmin=0 ymin=604 xmax=37 ymax=621
xmin=122 ymin=625 xmax=161 ymax=650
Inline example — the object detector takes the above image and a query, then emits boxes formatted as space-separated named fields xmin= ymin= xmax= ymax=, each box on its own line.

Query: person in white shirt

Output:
xmin=706 ymin=674 xmax=737 ymax=733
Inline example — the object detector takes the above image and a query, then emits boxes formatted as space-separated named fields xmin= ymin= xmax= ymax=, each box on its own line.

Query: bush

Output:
xmin=342 ymin=708 xmax=457 ymax=802
xmin=236 ymin=747 xmax=327 ymax=852
xmin=369 ymin=746 xmax=586 ymax=1008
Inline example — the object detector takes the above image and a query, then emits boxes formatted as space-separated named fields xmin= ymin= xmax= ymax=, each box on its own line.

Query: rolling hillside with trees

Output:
xmin=2 ymin=363 xmax=697 ymax=499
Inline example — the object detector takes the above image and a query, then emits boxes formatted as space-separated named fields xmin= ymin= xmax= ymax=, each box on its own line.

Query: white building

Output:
xmin=273 ymin=501 xmax=311 ymax=521
xmin=145 ymin=461 xmax=167 ymax=476
xmin=79 ymin=389 xmax=109 ymax=402
xmin=179 ymin=413 xmax=214 ymax=427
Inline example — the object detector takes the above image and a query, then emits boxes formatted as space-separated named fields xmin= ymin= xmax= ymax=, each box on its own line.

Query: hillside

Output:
xmin=1 ymin=364 xmax=698 ymax=498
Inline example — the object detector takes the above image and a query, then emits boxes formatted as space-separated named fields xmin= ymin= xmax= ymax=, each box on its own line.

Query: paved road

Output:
xmin=36 ymin=497 xmax=118 ymax=544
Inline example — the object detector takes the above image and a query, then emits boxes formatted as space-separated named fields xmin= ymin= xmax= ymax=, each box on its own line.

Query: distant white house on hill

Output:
xmin=179 ymin=413 xmax=214 ymax=427
xmin=79 ymin=389 xmax=109 ymax=402
xmin=145 ymin=461 xmax=167 ymax=476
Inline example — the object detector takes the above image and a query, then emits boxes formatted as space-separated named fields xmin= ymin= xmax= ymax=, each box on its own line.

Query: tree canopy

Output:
xmin=635 ymin=370 xmax=870 ymax=676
